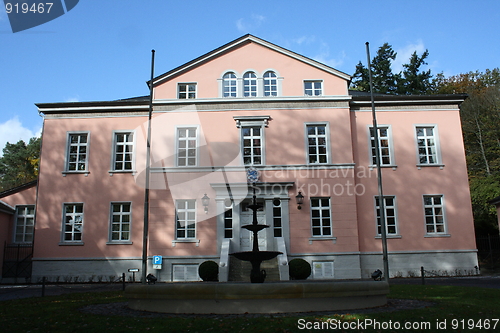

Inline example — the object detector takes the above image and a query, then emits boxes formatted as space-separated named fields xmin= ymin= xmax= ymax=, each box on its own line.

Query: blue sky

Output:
xmin=0 ymin=0 xmax=499 ymax=154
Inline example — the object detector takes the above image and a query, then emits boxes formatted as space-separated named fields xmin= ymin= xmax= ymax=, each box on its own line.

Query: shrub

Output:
xmin=289 ymin=258 xmax=311 ymax=280
xmin=199 ymin=261 xmax=219 ymax=281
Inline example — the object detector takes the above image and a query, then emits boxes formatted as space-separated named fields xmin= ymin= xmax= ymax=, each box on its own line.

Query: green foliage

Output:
xmin=198 ymin=260 xmax=218 ymax=281
xmin=288 ymin=258 xmax=311 ymax=280
xmin=434 ymin=69 xmax=500 ymax=235
xmin=0 ymin=137 xmax=40 ymax=191
xmin=350 ymin=43 xmax=434 ymax=95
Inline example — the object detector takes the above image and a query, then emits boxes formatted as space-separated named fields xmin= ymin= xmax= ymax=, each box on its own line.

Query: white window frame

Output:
xmin=172 ymin=264 xmax=200 ymax=282
xmin=14 ymin=205 xmax=35 ymax=243
xmin=64 ymin=132 xmax=90 ymax=174
xmin=375 ymin=196 xmax=399 ymax=237
xmin=111 ymin=131 xmax=135 ymax=173
xmin=108 ymin=202 xmax=132 ymax=243
xmin=175 ymin=199 xmax=197 ymax=240
xmin=241 ymin=126 xmax=264 ymax=166
xmin=415 ymin=125 xmax=442 ymax=166
xmin=313 ymin=261 xmax=334 ymax=279
xmin=243 ymin=71 xmax=258 ymax=97
xmin=263 ymin=71 xmax=278 ymax=97
xmin=310 ymin=197 xmax=332 ymax=237
xmin=305 ymin=123 xmax=330 ymax=164
xmin=222 ymin=72 xmax=238 ymax=97
xmin=369 ymin=125 xmax=395 ymax=167
xmin=61 ymin=203 xmax=84 ymax=244
xmin=304 ymin=80 xmax=323 ymax=96
xmin=423 ymin=195 xmax=449 ymax=236
xmin=176 ymin=126 xmax=199 ymax=167
xmin=177 ymin=82 xmax=197 ymax=99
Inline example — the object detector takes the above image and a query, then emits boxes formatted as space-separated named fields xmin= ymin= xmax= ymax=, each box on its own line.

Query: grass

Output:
xmin=1 ymin=285 xmax=499 ymax=332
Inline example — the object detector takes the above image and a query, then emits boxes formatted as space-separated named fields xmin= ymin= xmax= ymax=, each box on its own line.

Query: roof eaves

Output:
xmin=0 ymin=180 xmax=37 ymax=199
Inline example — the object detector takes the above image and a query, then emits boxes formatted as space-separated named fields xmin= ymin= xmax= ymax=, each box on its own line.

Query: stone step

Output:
xmin=228 ymin=256 xmax=280 ymax=282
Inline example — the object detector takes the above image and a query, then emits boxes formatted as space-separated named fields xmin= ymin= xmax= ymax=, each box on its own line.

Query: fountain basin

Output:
xmin=125 ymin=280 xmax=389 ymax=314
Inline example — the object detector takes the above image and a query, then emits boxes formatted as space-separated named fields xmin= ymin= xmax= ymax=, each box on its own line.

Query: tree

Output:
xmin=435 ymin=68 xmax=500 ymax=235
xmin=351 ymin=43 xmax=397 ymax=94
xmin=396 ymin=50 xmax=434 ymax=95
xmin=0 ymin=137 xmax=40 ymax=191
xmin=350 ymin=43 xmax=434 ymax=95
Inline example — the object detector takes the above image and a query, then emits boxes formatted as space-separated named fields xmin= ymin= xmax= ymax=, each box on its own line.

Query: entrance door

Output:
xmin=239 ymin=200 xmax=267 ymax=252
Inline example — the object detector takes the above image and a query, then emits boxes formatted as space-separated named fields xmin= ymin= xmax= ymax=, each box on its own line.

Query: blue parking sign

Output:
xmin=153 ymin=255 xmax=162 ymax=265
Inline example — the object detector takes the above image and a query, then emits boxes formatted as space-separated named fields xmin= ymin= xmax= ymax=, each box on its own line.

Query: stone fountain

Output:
xmin=230 ymin=184 xmax=282 ymax=283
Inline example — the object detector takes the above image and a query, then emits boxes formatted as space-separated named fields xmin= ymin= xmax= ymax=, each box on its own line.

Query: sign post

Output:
xmin=152 ymin=255 xmax=162 ymax=270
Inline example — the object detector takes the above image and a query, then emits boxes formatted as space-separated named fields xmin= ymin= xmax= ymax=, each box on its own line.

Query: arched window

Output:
xmin=243 ymin=72 xmax=257 ymax=97
xmin=263 ymin=71 xmax=277 ymax=97
xmin=223 ymin=72 xmax=237 ymax=97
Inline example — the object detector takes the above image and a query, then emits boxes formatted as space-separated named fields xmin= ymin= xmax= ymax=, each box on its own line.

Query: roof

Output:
xmin=0 ymin=200 xmax=15 ymax=214
xmin=0 ymin=180 xmax=37 ymax=199
xmin=150 ymin=34 xmax=352 ymax=87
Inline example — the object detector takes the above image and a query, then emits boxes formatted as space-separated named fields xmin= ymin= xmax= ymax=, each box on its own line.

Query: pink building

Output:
xmin=1 ymin=35 xmax=478 ymax=282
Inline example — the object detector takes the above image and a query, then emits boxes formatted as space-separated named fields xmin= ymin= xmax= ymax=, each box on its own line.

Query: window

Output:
xmin=223 ymin=72 xmax=237 ymax=97
xmin=273 ymin=199 xmax=283 ymax=237
xmin=113 ymin=132 xmax=134 ymax=171
xmin=313 ymin=261 xmax=334 ymax=279
xmin=14 ymin=205 xmax=35 ymax=243
xmin=306 ymin=124 xmax=328 ymax=164
xmin=242 ymin=126 xmax=262 ymax=165
xmin=243 ymin=72 xmax=257 ymax=97
xmin=62 ymin=203 xmax=84 ymax=242
xmin=177 ymin=127 xmax=198 ymax=166
xmin=178 ymin=83 xmax=196 ymax=99
xmin=66 ymin=133 xmax=88 ymax=172
xmin=310 ymin=198 xmax=331 ymax=237
xmin=423 ymin=195 xmax=446 ymax=234
xmin=176 ymin=200 xmax=196 ymax=239
xmin=375 ymin=196 xmax=398 ymax=235
xmin=172 ymin=264 xmax=199 ymax=281
xmin=370 ymin=126 xmax=393 ymax=165
xmin=304 ymin=80 xmax=322 ymax=96
xmin=224 ymin=199 xmax=233 ymax=238
xmin=416 ymin=126 xmax=438 ymax=164
xmin=110 ymin=203 xmax=131 ymax=242
xmin=263 ymin=71 xmax=277 ymax=96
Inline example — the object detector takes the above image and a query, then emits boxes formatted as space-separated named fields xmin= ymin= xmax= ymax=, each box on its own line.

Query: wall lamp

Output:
xmin=295 ymin=191 xmax=304 ymax=210
xmin=201 ymin=193 xmax=210 ymax=213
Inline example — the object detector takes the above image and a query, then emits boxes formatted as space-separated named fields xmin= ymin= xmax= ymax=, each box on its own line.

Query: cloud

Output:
xmin=236 ymin=14 xmax=265 ymax=33
xmin=0 ymin=117 xmax=41 ymax=156
xmin=65 ymin=95 xmax=80 ymax=102
xmin=393 ymin=40 xmax=426 ymax=73
xmin=312 ymin=42 xmax=345 ymax=69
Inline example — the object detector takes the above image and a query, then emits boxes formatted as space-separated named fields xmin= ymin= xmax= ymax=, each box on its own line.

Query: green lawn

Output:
xmin=0 ymin=285 xmax=499 ymax=332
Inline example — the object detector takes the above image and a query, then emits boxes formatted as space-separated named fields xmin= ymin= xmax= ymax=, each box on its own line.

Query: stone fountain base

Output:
xmin=125 ymin=280 xmax=389 ymax=314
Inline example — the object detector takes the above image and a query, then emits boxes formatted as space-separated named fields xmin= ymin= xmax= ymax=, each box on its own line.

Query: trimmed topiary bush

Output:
xmin=289 ymin=258 xmax=311 ymax=280
xmin=198 ymin=260 xmax=219 ymax=281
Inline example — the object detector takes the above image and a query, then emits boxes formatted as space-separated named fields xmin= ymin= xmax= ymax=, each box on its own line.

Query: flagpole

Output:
xmin=142 ymin=49 xmax=155 ymax=284
xmin=366 ymin=42 xmax=390 ymax=283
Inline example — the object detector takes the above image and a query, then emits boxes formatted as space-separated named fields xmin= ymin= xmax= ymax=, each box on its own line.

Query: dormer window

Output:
xmin=243 ymin=72 xmax=257 ymax=97
xmin=263 ymin=71 xmax=278 ymax=96
xmin=223 ymin=72 xmax=237 ymax=97
xmin=178 ymin=83 xmax=196 ymax=99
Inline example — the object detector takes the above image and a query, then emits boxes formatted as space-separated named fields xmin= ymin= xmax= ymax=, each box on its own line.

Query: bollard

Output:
xmin=122 ymin=273 xmax=126 ymax=291
xmin=42 ymin=276 xmax=46 ymax=297
xmin=421 ymin=266 xmax=425 ymax=285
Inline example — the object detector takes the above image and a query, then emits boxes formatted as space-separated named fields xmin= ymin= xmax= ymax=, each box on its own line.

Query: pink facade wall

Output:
xmin=154 ymin=41 xmax=348 ymax=100
xmin=32 ymin=36 xmax=477 ymax=280
xmin=352 ymin=108 xmax=476 ymax=252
